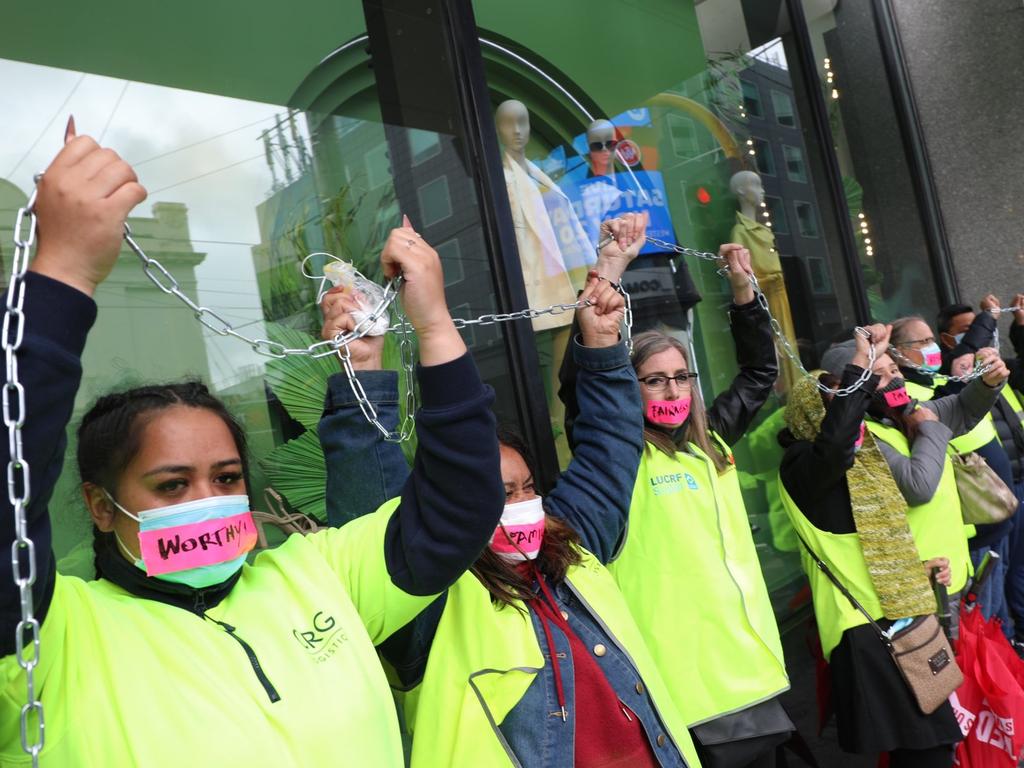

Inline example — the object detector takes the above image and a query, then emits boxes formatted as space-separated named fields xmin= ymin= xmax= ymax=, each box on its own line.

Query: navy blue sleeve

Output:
xmin=383 ymin=353 xmax=504 ymax=596
xmin=1 ymin=272 xmax=96 ymax=655
xmin=318 ymin=370 xmax=409 ymax=527
xmin=544 ymin=339 xmax=644 ymax=564
xmin=1009 ymin=323 xmax=1024 ymax=393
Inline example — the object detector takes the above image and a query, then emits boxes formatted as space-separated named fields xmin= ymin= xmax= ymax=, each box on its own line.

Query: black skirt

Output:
xmin=829 ymin=624 xmax=963 ymax=754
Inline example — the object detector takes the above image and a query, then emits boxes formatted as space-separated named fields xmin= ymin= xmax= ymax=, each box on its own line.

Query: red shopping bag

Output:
xmin=952 ymin=608 xmax=1024 ymax=767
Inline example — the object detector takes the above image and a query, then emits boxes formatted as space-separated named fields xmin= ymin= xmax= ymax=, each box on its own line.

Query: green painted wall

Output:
xmin=474 ymin=0 xmax=706 ymax=119
xmin=0 ymin=0 xmax=365 ymax=105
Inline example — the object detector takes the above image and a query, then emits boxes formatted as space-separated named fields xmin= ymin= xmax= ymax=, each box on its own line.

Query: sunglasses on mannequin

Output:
xmin=589 ymin=140 xmax=618 ymax=152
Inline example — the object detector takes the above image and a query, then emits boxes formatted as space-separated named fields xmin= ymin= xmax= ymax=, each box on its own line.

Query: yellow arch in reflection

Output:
xmin=643 ymin=92 xmax=742 ymax=161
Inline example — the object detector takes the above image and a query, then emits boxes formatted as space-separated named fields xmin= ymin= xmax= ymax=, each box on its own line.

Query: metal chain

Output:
xmin=643 ymin=236 xmax=876 ymax=396
xmin=338 ymin=298 xmax=418 ymax=443
xmin=887 ymin=346 xmax=993 ymax=384
xmin=124 ymin=227 xmax=403 ymax=360
xmin=125 ymin=221 xmax=626 ymax=442
xmin=6 ymin=188 xmax=44 ymax=765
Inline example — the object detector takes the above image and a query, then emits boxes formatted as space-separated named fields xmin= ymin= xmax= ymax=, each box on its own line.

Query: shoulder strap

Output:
xmin=795 ymin=531 xmax=892 ymax=646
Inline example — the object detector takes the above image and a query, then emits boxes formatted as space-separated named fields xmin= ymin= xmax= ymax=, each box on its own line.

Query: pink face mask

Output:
xmin=883 ymin=387 xmax=911 ymax=408
xmin=490 ymin=496 xmax=545 ymax=561
xmin=645 ymin=396 xmax=692 ymax=427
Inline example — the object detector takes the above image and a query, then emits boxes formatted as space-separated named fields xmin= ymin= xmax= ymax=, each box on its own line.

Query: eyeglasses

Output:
xmin=894 ymin=336 xmax=936 ymax=349
xmin=589 ymin=140 xmax=618 ymax=152
xmin=638 ymin=373 xmax=698 ymax=392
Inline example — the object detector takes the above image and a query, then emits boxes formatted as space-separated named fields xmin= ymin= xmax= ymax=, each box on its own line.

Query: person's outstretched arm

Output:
xmin=312 ymin=223 xmax=505 ymax=647
xmin=317 ymin=288 xmax=409 ymax=527
xmin=1 ymin=133 xmax=146 ymax=654
xmin=544 ymin=272 xmax=642 ymax=564
xmin=705 ymin=244 xmax=778 ymax=446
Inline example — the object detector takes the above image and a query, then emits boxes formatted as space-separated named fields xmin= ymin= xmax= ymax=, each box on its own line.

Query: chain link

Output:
xmin=887 ymin=346 xmax=993 ymax=384
xmin=125 ymin=224 xmax=630 ymax=441
xmin=643 ymin=235 xmax=876 ymax=396
xmin=6 ymin=189 xmax=44 ymax=766
xmin=338 ymin=298 xmax=418 ymax=443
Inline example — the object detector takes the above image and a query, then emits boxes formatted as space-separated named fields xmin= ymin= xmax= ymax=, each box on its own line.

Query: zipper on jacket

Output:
xmin=192 ymin=592 xmax=281 ymax=703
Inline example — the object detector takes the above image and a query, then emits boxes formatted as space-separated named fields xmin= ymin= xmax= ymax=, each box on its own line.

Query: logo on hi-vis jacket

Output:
xmin=649 ymin=472 xmax=699 ymax=496
xmin=293 ymin=611 xmax=348 ymax=663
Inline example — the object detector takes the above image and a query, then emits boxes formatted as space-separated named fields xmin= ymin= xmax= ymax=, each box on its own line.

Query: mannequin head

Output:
xmin=495 ymin=100 xmax=530 ymax=158
xmin=729 ymin=170 xmax=765 ymax=218
xmin=586 ymin=119 xmax=617 ymax=176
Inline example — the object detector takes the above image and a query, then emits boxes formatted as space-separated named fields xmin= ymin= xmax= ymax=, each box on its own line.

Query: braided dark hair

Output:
xmin=78 ymin=380 xmax=249 ymax=578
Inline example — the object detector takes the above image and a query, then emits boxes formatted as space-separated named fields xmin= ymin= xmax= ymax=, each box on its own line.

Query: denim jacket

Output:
xmin=319 ymin=339 xmax=688 ymax=766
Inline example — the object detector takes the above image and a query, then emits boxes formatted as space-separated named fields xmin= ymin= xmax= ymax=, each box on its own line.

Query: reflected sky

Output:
xmin=0 ymin=58 xmax=309 ymax=387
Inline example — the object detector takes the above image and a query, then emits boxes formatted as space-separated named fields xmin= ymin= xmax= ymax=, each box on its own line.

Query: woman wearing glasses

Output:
xmin=565 ymin=243 xmax=790 ymax=768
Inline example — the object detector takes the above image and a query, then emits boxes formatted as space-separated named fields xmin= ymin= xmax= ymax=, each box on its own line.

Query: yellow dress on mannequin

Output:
xmin=730 ymin=212 xmax=799 ymax=392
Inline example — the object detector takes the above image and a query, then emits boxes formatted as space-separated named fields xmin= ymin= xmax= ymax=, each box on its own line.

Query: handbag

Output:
xmin=949 ymin=451 xmax=1018 ymax=525
xmin=797 ymin=534 xmax=963 ymax=715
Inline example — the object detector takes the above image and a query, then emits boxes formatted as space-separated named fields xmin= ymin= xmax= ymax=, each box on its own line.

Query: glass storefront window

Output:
xmin=799 ymin=0 xmax=947 ymax=322
xmin=0 ymin=19 xmax=526 ymax=569
xmin=783 ymin=145 xmax=807 ymax=183
xmin=771 ymin=90 xmax=797 ymax=128
xmin=470 ymin=0 xmax=883 ymax=623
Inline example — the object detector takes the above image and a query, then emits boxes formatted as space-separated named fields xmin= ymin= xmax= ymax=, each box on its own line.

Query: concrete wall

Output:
xmin=892 ymin=0 xmax=1024 ymax=316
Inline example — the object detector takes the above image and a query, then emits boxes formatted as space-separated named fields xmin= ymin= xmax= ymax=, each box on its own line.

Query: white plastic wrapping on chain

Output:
xmin=321 ymin=260 xmax=391 ymax=337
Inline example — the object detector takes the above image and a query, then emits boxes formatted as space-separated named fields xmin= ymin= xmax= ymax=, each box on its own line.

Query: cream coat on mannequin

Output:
xmin=496 ymin=99 xmax=579 ymax=332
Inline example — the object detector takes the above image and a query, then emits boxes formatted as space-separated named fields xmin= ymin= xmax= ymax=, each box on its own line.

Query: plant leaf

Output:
xmin=264 ymin=323 xmax=338 ymax=432
xmin=258 ymin=430 xmax=327 ymax=522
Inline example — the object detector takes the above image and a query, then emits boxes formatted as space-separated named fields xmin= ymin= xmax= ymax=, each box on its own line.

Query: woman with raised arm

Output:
xmin=778 ymin=324 xmax=1008 ymax=767
xmin=319 ymin=213 xmax=703 ymax=768
xmin=559 ymin=238 xmax=790 ymax=768
xmin=0 ymin=133 xmax=504 ymax=767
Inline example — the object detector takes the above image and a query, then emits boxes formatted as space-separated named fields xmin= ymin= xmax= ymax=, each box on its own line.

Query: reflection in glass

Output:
xmin=800 ymin=0 xmax=942 ymax=322
xmin=741 ymin=79 xmax=764 ymax=117
xmin=783 ymin=145 xmax=807 ymax=183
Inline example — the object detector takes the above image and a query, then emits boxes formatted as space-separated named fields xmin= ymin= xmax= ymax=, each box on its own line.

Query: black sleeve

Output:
xmin=1008 ymin=323 xmax=1024 ymax=392
xmin=382 ymin=353 xmax=505 ymax=596
xmin=779 ymin=365 xmax=878 ymax=531
xmin=706 ymin=298 xmax=779 ymax=445
xmin=1 ymin=273 xmax=96 ymax=655
xmin=952 ymin=311 xmax=997 ymax=359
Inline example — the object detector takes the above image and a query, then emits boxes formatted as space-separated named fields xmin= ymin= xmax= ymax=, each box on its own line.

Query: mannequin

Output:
xmin=586 ymin=119 xmax=618 ymax=177
xmin=496 ymin=100 xmax=591 ymax=331
xmin=565 ymin=119 xmax=623 ymax=254
xmin=496 ymin=99 xmax=592 ymax=463
xmin=729 ymin=170 xmax=799 ymax=391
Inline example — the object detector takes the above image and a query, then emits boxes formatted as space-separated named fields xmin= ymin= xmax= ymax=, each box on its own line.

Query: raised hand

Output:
xmin=577 ymin=271 xmax=626 ymax=349
xmin=977 ymin=346 xmax=1009 ymax=387
xmin=718 ymin=243 xmax=755 ymax=304
xmin=320 ymin=286 xmax=384 ymax=370
xmin=980 ymin=294 xmax=1000 ymax=313
xmin=380 ymin=216 xmax=464 ymax=366
xmin=950 ymin=352 xmax=974 ymax=378
xmin=30 ymin=122 xmax=147 ymax=296
xmin=1011 ymin=293 xmax=1024 ymax=326
xmin=595 ymin=211 xmax=649 ymax=283
xmin=853 ymin=323 xmax=891 ymax=368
